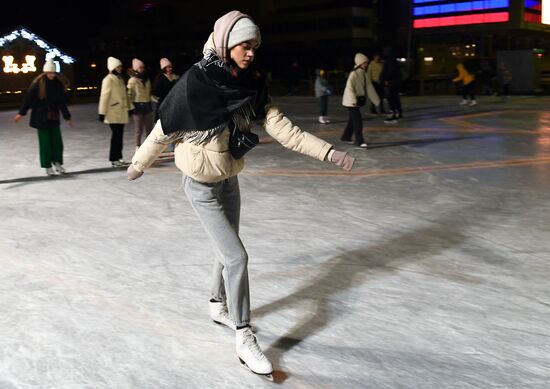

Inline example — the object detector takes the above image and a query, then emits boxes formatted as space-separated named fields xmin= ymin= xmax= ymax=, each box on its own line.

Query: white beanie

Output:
xmin=227 ymin=17 xmax=261 ymax=49
xmin=354 ymin=53 xmax=368 ymax=67
xmin=107 ymin=56 xmax=123 ymax=72
xmin=160 ymin=58 xmax=172 ymax=69
xmin=132 ymin=58 xmax=145 ymax=71
xmin=43 ymin=60 xmax=56 ymax=72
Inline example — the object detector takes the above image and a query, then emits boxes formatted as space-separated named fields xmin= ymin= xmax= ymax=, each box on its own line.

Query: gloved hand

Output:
xmin=331 ymin=150 xmax=355 ymax=171
xmin=127 ymin=164 xmax=144 ymax=180
xmin=98 ymin=114 xmax=105 ymax=122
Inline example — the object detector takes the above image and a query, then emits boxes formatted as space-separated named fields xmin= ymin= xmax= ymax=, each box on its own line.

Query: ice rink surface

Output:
xmin=0 ymin=95 xmax=549 ymax=388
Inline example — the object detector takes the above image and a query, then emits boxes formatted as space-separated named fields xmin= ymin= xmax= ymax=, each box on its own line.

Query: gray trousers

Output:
xmin=134 ymin=112 xmax=153 ymax=147
xmin=183 ymin=175 xmax=250 ymax=327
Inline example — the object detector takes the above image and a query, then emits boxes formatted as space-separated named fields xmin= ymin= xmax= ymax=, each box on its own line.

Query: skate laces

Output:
xmin=242 ymin=328 xmax=266 ymax=360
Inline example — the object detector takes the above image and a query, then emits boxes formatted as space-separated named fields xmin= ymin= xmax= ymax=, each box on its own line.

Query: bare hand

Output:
xmin=67 ymin=120 xmax=74 ymax=127
xmin=127 ymin=164 xmax=144 ymax=180
xmin=331 ymin=150 xmax=355 ymax=171
xmin=14 ymin=114 xmax=22 ymax=123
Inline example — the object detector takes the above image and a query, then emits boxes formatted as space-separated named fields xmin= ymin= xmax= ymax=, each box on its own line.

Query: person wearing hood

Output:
xmin=379 ymin=47 xmax=402 ymax=124
xmin=341 ymin=53 xmax=379 ymax=148
xmin=152 ymin=58 xmax=179 ymax=122
xmin=127 ymin=10 xmax=355 ymax=378
xmin=314 ymin=68 xmax=332 ymax=124
xmin=99 ymin=57 xmax=134 ymax=167
xmin=453 ymin=62 xmax=477 ymax=106
xmin=127 ymin=58 xmax=153 ymax=150
xmin=14 ymin=60 xmax=73 ymax=176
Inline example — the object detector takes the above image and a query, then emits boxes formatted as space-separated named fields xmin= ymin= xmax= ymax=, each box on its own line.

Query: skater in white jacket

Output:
xmin=126 ymin=10 xmax=355 ymax=379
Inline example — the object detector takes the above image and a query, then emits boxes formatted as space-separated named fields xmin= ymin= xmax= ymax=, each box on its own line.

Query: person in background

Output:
xmin=127 ymin=58 xmax=153 ymax=151
xmin=14 ymin=60 xmax=73 ymax=176
xmin=314 ymin=68 xmax=332 ymax=124
xmin=98 ymin=56 xmax=134 ymax=167
xmin=380 ymin=47 xmax=403 ymax=124
xmin=497 ymin=62 xmax=512 ymax=102
xmin=453 ymin=62 xmax=477 ymax=107
xmin=341 ymin=53 xmax=370 ymax=148
xmin=367 ymin=53 xmax=385 ymax=115
xmin=152 ymin=57 xmax=179 ymax=122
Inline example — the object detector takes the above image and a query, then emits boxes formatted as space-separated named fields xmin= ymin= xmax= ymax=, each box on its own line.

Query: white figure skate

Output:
xmin=209 ymin=301 xmax=236 ymax=330
xmin=236 ymin=326 xmax=273 ymax=381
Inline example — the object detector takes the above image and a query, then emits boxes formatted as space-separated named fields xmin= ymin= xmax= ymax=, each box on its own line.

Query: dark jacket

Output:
xmin=380 ymin=57 xmax=402 ymax=85
xmin=152 ymin=73 xmax=179 ymax=104
xmin=19 ymin=76 xmax=71 ymax=129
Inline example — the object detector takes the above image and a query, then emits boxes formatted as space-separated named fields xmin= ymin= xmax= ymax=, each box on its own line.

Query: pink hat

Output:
xmin=132 ymin=58 xmax=145 ymax=71
xmin=160 ymin=58 xmax=172 ymax=69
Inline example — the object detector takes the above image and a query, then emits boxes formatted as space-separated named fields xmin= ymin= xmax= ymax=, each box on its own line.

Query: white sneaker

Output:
xmin=53 ymin=163 xmax=66 ymax=174
xmin=236 ymin=327 xmax=273 ymax=376
xmin=45 ymin=167 xmax=58 ymax=176
xmin=459 ymin=99 xmax=468 ymax=106
xmin=209 ymin=301 xmax=236 ymax=330
xmin=322 ymin=116 xmax=331 ymax=124
xmin=359 ymin=143 xmax=367 ymax=149
xmin=468 ymin=100 xmax=477 ymax=107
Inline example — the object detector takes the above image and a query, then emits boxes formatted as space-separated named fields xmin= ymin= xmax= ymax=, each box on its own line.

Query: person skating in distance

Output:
xmin=126 ymin=10 xmax=355 ymax=379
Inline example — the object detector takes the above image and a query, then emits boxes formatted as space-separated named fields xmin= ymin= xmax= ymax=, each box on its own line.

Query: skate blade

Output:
xmin=238 ymin=358 xmax=274 ymax=381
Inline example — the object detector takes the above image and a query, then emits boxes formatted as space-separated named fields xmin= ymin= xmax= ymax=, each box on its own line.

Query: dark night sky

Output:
xmin=3 ymin=1 xmax=112 ymax=52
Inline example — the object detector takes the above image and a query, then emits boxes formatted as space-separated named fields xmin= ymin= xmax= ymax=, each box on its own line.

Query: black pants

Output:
xmin=318 ymin=95 xmax=328 ymax=116
xmin=109 ymin=123 xmax=124 ymax=161
xmin=386 ymin=82 xmax=402 ymax=115
xmin=462 ymin=82 xmax=475 ymax=100
xmin=371 ymin=81 xmax=385 ymax=113
xmin=341 ymin=107 xmax=364 ymax=145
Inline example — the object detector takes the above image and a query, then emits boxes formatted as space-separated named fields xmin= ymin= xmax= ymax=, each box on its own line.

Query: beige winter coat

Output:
xmin=132 ymin=103 xmax=334 ymax=183
xmin=342 ymin=67 xmax=380 ymax=108
xmin=98 ymin=74 xmax=134 ymax=124
xmin=127 ymin=77 xmax=152 ymax=103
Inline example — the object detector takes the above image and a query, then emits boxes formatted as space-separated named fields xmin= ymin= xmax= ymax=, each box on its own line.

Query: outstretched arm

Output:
xmin=127 ymin=120 xmax=173 ymax=180
xmin=264 ymin=102 xmax=354 ymax=171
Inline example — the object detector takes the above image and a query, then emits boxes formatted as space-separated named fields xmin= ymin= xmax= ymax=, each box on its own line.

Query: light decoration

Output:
xmin=413 ymin=0 xmax=510 ymax=28
xmin=2 ymin=55 xmax=37 ymax=73
xmin=0 ymin=27 xmax=75 ymax=65
xmin=543 ymin=0 xmax=550 ymax=24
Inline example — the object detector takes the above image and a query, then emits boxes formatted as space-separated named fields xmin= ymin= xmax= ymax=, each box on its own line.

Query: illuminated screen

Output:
xmin=413 ymin=0 xmax=510 ymax=28
xmin=543 ymin=0 xmax=550 ymax=24
xmin=524 ymin=0 xmax=550 ymax=24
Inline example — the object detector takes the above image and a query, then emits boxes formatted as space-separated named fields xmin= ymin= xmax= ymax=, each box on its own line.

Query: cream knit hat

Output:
xmin=354 ymin=53 xmax=368 ymax=67
xmin=132 ymin=58 xmax=145 ymax=71
xmin=107 ymin=56 xmax=123 ymax=72
xmin=159 ymin=58 xmax=172 ymax=69
xmin=43 ymin=60 xmax=56 ymax=72
xmin=227 ymin=17 xmax=261 ymax=49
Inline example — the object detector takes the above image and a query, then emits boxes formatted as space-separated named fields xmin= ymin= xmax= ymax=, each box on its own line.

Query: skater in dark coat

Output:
xmin=380 ymin=47 xmax=403 ymax=124
xmin=127 ymin=10 xmax=355 ymax=379
xmin=14 ymin=60 xmax=73 ymax=176
xmin=152 ymin=58 xmax=179 ymax=122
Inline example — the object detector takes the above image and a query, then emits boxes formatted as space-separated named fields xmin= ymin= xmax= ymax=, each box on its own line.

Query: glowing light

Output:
xmin=90 ymin=62 xmax=97 ymax=68
xmin=414 ymin=12 xmax=509 ymax=28
xmin=414 ymin=0 xmax=509 ymax=16
xmin=424 ymin=57 xmax=434 ymax=62
xmin=0 ymin=28 xmax=75 ymax=64
xmin=2 ymin=55 xmax=38 ymax=73
xmin=543 ymin=0 xmax=550 ymax=24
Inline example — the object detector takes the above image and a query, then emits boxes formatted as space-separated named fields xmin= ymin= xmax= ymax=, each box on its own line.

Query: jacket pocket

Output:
xmin=110 ymin=102 xmax=120 ymax=107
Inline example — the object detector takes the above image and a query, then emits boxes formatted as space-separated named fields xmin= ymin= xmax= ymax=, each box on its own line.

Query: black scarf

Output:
xmin=158 ymin=52 xmax=268 ymax=140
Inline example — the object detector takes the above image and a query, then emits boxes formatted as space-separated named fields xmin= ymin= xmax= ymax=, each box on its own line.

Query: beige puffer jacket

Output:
xmin=132 ymin=103 xmax=334 ymax=183
xmin=342 ymin=67 xmax=380 ymax=108
xmin=98 ymin=74 xmax=134 ymax=124
xmin=127 ymin=76 xmax=152 ymax=103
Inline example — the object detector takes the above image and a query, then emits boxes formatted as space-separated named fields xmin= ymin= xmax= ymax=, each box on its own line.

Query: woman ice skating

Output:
xmin=152 ymin=58 xmax=179 ymax=122
xmin=127 ymin=10 xmax=355 ymax=379
xmin=98 ymin=56 xmax=134 ymax=167
xmin=341 ymin=53 xmax=379 ymax=148
xmin=453 ymin=63 xmax=477 ymax=107
xmin=14 ymin=60 xmax=73 ymax=176
xmin=127 ymin=58 xmax=153 ymax=150
xmin=314 ymin=68 xmax=332 ymax=124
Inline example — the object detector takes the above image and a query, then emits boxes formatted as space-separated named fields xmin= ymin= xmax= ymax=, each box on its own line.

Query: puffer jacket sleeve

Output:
xmin=131 ymin=120 xmax=172 ymax=172
xmin=98 ymin=77 xmax=111 ymax=115
xmin=264 ymin=102 xmax=333 ymax=161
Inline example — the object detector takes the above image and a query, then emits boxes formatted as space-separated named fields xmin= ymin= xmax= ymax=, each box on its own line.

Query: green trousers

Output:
xmin=37 ymin=127 xmax=63 ymax=168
